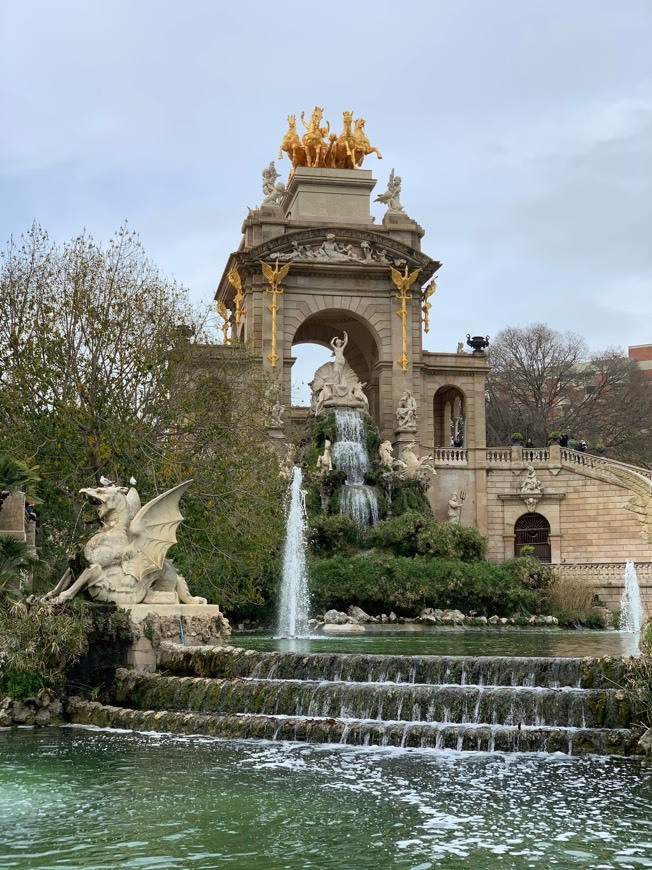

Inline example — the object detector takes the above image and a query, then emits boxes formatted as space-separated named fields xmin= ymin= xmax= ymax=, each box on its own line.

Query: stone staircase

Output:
xmin=66 ymin=643 xmax=644 ymax=756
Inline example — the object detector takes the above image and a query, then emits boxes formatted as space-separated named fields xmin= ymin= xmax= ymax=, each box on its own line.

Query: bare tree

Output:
xmin=486 ymin=323 xmax=651 ymax=464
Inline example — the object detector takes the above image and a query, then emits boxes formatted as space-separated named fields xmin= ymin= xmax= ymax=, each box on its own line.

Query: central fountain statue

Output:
xmin=309 ymin=332 xmax=369 ymax=415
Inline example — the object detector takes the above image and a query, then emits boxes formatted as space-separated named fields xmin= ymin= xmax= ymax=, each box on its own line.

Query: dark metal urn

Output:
xmin=466 ymin=334 xmax=490 ymax=353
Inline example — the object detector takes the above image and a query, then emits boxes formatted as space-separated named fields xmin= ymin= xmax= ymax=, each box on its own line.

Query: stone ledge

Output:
xmin=125 ymin=603 xmax=226 ymax=625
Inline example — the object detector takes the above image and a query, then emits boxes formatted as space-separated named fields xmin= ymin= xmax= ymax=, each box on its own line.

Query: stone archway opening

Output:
xmin=290 ymin=310 xmax=381 ymax=423
xmin=291 ymin=344 xmax=332 ymax=406
xmin=514 ymin=513 xmax=551 ymax=563
xmin=433 ymin=386 xmax=466 ymax=447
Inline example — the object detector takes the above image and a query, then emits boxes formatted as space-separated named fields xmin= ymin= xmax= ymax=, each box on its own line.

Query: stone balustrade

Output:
xmin=485 ymin=448 xmax=512 ymax=464
xmin=561 ymin=448 xmax=652 ymax=482
xmin=432 ymin=447 xmax=467 ymax=465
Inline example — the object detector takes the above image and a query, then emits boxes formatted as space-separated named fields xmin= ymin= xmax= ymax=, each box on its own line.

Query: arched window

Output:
xmin=433 ymin=386 xmax=465 ymax=447
xmin=514 ymin=513 xmax=551 ymax=563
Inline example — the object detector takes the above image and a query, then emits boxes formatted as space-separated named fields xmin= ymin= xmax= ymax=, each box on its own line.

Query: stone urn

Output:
xmin=466 ymin=334 xmax=490 ymax=353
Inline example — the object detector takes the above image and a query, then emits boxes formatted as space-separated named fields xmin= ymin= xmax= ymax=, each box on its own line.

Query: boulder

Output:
xmin=348 ymin=605 xmax=372 ymax=624
xmin=323 ymin=609 xmax=350 ymax=625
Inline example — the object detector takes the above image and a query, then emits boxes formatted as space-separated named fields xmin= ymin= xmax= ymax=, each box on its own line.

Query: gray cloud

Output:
xmin=1 ymin=0 xmax=650 ymax=360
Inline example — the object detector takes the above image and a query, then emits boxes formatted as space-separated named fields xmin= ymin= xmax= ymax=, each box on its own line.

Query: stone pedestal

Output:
xmin=124 ymin=603 xmax=231 ymax=672
xmin=283 ymin=167 xmax=376 ymax=224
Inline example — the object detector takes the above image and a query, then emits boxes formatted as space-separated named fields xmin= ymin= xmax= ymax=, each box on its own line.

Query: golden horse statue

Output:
xmin=278 ymin=110 xmax=382 ymax=171
xmin=334 ymin=110 xmax=356 ymax=169
xmin=278 ymin=114 xmax=307 ymax=168
xmin=353 ymin=117 xmax=382 ymax=167
xmin=301 ymin=106 xmax=330 ymax=167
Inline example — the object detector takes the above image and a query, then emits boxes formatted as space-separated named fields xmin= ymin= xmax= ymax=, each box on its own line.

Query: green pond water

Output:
xmin=231 ymin=629 xmax=641 ymax=659
xmin=1 ymin=727 xmax=652 ymax=869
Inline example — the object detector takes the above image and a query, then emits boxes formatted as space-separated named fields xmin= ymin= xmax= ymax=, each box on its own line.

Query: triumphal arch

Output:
xmin=214 ymin=109 xmax=652 ymax=603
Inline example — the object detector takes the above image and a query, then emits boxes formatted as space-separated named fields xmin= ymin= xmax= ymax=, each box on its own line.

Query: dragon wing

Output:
xmin=123 ymin=480 xmax=193 ymax=583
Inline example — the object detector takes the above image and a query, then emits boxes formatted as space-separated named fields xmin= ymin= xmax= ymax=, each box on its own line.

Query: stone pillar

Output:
xmin=443 ymin=402 xmax=452 ymax=447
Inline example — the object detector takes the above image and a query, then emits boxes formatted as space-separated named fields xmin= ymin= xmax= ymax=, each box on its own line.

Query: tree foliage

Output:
xmin=0 ymin=224 xmax=286 ymax=612
xmin=486 ymin=322 xmax=651 ymax=463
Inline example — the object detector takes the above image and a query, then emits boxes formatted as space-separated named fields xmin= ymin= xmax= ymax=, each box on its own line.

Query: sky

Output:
xmin=1 ymin=0 xmax=651 ymax=403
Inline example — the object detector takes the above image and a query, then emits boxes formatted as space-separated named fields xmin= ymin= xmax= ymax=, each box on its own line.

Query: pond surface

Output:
xmin=232 ymin=629 xmax=641 ymax=659
xmin=1 ymin=727 xmax=651 ymax=869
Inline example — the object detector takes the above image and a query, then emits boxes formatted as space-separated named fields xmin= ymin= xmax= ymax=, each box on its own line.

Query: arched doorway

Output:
xmin=433 ymin=386 xmax=466 ymax=447
xmin=514 ymin=513 xmax=551 ymax=562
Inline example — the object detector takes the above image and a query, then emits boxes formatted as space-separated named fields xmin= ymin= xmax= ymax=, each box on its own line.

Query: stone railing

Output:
xmin=485 ymin=448 xmax=512 ymax=464
xmin=553 ymin=562 xmax=652 ymax=584
xmin=432 ymin=447 xmax=467 ymax=465
xmin=485 ymin=446 xmax=550 ymax=464
xmin=520 ymin=447 xmax=550 ymax=463
xmin=560 ymin=448 xmax=652 ymax=484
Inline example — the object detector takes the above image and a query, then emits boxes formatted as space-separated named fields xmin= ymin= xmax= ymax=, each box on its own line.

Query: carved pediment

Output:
xmin=244 ymin=228 xmax=437 ymax=276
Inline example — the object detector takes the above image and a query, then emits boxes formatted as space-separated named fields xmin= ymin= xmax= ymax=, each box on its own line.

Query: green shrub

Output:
xmin=309 ymin=553 xmax=548 ymax=617
xmin=625 ymin=649 xmax=652 ymax=729
xmin=449 ymin=524 xmax=487 ymax=561
xmin=365 ymin=511 xmax=487 ymax=562
xmin=0 ymin=598 xmax=91 ymax=699
xmin=311 ymin=413 xmax=337 ymax=446
xmin=390 ymin=481 xmax=433 ymax=516
xmin=365 ymin=422 xmax=380 ymax=459
xmin=364 ymin=510 xmax=431 ymax=557
xmin=308 ymin=514 xmax=361 ymax=556
xmin=553 ymin=609 xmax=607 ymax=629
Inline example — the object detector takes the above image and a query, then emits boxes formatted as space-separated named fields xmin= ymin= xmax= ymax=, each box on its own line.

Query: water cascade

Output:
xmin=332 ymin=409 xmax=379 ymax=529
xmin=69 ymin=645 xmax=641 ymax=757
xmin=276 ymin=467 xmax=310 ymax=638
xmin=619 ymin=560 xmax=644 ymax=634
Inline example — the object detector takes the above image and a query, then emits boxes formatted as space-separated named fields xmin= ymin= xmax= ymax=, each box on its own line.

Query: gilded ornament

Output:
xmin=390 ymin=264 xmax=421 ymax=373
xmin=216 ymin=300 xmax=231 ymax=344
xmin=261 ymin=259 xmax=292 ymax=367
xmin=422 ymin=279 xmax=437 ymax=333
xmin=227 ymin=265 xmax=245 ymax=324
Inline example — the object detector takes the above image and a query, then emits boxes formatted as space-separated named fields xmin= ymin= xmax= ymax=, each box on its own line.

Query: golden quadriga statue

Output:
xmin=279 ymin=108 xmax=382 ymax=171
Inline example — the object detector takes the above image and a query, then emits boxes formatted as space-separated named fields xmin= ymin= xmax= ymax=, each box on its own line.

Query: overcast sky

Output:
xmin=1 ymin=0 xmax=650 ymax=401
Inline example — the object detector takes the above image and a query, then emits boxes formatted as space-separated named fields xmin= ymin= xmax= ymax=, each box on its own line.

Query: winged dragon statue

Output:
xmin=46 ymin=480 xmax=207 ymax=607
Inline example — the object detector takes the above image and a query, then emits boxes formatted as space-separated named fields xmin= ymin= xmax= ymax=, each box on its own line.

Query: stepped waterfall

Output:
xmin=332 ymin=409 xmax=379 ymax=529
xmin=70 ymin=645 xmax=641 ymax=756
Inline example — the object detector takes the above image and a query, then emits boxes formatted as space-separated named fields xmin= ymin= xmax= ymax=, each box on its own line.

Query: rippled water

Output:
xmin=232 ymin=629 xmax=641 ymax=659
xmin=1 ymin=727 xmax=651 ymax=869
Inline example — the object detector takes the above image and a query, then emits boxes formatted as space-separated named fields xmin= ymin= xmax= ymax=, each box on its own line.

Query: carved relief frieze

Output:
xmin=244 ymin=228 xmax=435 ymax=275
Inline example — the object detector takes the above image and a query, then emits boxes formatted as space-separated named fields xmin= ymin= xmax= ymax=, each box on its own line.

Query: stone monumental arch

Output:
xmin=215 ymin=109 xmax=491 ymax=529
xmin=215 ymin=109 xmax=652 ymax=607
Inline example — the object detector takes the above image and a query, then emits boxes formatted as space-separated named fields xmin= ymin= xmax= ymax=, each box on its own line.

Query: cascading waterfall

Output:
xmin=619 ymin=560 xmax=644 ymax=633
xmin=99 ymin=648 xmax=639 ymax=756
xmin=276 ymin=466 xmax=311 ymax=638
xmin=332 ymin=409 xmax=379 ymax=529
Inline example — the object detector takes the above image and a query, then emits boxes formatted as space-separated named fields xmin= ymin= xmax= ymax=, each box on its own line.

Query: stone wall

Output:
xmin=554 ymin=562 xmax=652 ymax=616
xmin=0 ymin=491 xmax=28 ymax=541
xmin=486 ymin=466 xmax=650 ymax=564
